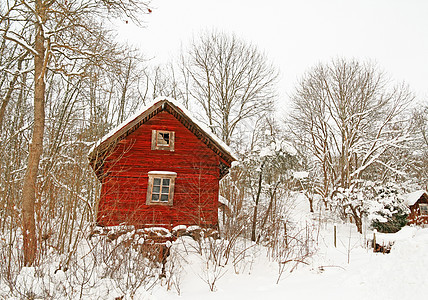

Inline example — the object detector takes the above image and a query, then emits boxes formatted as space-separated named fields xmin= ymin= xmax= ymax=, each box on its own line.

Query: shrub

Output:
xmin=370 ymin=184 xmax=408 ymax=233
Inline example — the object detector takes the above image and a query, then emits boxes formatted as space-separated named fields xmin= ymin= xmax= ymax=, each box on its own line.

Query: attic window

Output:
xmin=420 ymin=203 xmax=428 ymax=215
xmin=151 ymin=130 xmax=175 ymax=151
xmin=146 ymin=171 xmax=177 ymax=205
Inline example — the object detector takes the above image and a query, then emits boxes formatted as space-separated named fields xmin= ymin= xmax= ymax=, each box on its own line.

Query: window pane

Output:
xmin=420 ymin=204 xmax=428 ymax=215
xmin=148 ymin=173 xmax=175 ymax=204
xmin=157 ymin=132 xmax=169 ymax=145
xmin=162 ymin=133 xmax=169 ymax=143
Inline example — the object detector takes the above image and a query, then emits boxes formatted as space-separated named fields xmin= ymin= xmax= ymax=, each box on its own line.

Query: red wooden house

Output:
xmin=88 ymin=98 xmax=236 ymax=229
xmin=404 ymin=190 xmax=428 ymax=225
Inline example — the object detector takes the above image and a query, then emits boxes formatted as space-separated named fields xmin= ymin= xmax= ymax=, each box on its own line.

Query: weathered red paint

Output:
xmin=407 ymin=192 xmax=428 ymax=225
xmin=91 ymin=102 xmax=233 ymax=229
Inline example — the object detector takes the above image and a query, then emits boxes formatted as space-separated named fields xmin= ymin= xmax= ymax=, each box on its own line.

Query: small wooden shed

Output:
xmin=88 ymin=97 xmax=236 ymax=229
xmin=404 ymin=190 xmax=428 ymax=225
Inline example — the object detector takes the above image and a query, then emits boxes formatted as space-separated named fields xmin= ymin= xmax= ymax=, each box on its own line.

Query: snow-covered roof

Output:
xmin=148 ymin=171 xmax=177 ymax=176
xmin=403 ymin=190 xmax=428 ymax=206
xmin=88 ymin=96 xmax=237 ymax=168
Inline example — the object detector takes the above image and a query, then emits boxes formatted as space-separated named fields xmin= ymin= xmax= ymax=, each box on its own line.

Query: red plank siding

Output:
xmin=97 ymin=111 xmax=221 ymax=229
xmin=407 ymin=193 xmax=428 ymax=225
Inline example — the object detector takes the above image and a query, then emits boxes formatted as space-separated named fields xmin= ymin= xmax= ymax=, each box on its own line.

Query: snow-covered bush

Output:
xmin=330 ymin=181 xmax=409 ymax=234
xmin=369 ymin=184 xmax=409 ymax=233
xmin=330 ymin=181 xmax=375 ymax=233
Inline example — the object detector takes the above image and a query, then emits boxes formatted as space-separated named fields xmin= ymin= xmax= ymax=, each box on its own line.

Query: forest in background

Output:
xmin=0 ymin=0 xmax=427 ymax=298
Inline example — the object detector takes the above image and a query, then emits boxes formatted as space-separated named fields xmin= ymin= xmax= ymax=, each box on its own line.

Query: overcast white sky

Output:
xmin=115 ymin=0 xmax=428 ymax=108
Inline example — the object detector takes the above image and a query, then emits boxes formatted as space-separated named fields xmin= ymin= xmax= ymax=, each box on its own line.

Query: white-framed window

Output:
xmin=151 ymin=130 xmax=175 ymax=151
xmin=146 ymin=171 xmax=177 ymax=205
xmin=419 ymin=203 xmax=428 ymax=215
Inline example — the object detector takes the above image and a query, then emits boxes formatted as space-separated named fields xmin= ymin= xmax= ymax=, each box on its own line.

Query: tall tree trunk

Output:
xmin=118 ymin=59 xmax=132 ymax=124
xmin=251 ymin=161 xmax=264 ymax=242
xmin=256 ymin=182 xmax=279 ymax=242
xmin=22 ymin=0 xmax=46 ymax=266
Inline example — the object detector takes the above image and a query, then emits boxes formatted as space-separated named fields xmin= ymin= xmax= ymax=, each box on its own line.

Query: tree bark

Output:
xmin=256 ymin=181 xmax=279 ymax=243
xmin=22 ymin=0 xmax=46 ymax=266
xmin=251 ymin=162 xmax=264 ymax=242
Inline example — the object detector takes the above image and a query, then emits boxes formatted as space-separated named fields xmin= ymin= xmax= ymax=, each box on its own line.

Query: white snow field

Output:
xmin=5 ymin=194 xmax=428 ymax=300
xmin=149 ymin=224 xmax=428 ymax=300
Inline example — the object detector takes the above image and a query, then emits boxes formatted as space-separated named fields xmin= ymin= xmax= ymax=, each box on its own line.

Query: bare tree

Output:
xmin=182 ymin=30 xmax=278 ymax=146
xmin=114 ymin=52 xmax=148 ymax=124
xmin=416 ymin=103 xmax=428 ymax=146
xmin=144 ymin=63 xmax=185 ymax=102
xmin=2 ymin=0 xmax=150 ymax=266
xmin=407 ymin=102 xmax=428 ymax=189
xmin=288 ymin=58 xmax=413 ymax=232
xmin=0 ymin=14 xmax=30 ymax=136
xmin=232 ymin=116 xmax=299 ymax=242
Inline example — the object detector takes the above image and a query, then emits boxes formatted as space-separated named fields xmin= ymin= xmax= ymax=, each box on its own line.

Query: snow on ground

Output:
xmin=148 ymin=224 xmax=428 ymax=300
xmin=146 ymin=193 xmax=428 ymax=300
xmin=4 ymin=193 xmax=428 ymax=299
